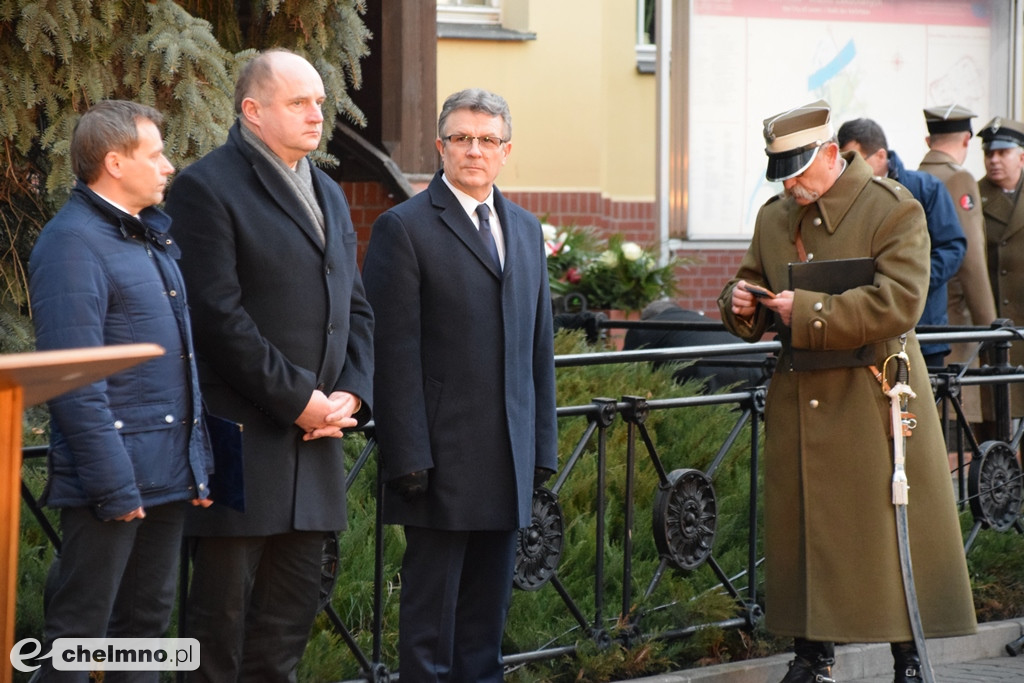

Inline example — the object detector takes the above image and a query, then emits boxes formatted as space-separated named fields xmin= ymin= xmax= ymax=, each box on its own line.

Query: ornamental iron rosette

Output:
xmin=514 ymin=487 xmax=564 ymax=591
xmin=652 ymin=468 xmax=717 ymax=571
xmin=969 ymin=440 xmax=1024 ymax=532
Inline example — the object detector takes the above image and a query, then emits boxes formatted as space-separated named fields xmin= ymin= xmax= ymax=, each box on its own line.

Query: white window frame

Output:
xmin=635 ymin=0 xmax=655 ymax=73
xmin=437 ymin=0 xmax=501 ymax=26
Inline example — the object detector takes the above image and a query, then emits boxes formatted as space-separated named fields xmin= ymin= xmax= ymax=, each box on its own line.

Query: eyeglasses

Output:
xmin=442 ymin=134 xmax=507 ymax=151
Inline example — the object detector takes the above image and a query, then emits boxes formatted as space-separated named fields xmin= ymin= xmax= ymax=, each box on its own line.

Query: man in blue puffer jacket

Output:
xmin=839 ymin=117 xmax=967 ymax=369
xmin=27 ymin=100 xmax=214 ymax=681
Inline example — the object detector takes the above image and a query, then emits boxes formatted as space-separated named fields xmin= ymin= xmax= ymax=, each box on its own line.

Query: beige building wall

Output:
xmin=437 ymin=0 xmax=656 ymax=203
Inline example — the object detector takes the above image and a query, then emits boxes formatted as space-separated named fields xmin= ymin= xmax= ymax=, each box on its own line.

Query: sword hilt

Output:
xmin=895 ymin=351 xmax=909 ymax=385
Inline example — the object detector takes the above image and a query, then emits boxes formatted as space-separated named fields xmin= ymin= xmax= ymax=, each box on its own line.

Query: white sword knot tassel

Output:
xmin=885 ymin=351 xmax=916 ymax=505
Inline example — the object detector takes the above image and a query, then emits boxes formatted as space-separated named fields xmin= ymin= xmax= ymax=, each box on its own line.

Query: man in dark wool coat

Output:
xmin=719 ymin=100 xmax=975 ymax=683
xmin=164 ymin=49 xmax=373 ymax=682
xmin=362 ymin=88 xmax=558 ymax=683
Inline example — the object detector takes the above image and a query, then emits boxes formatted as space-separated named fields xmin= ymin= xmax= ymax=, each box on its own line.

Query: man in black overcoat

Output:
xmin=362 ymin=88 xmax=558 ymax=682
xmin=164 ymin=49 xmax=373 ymax=682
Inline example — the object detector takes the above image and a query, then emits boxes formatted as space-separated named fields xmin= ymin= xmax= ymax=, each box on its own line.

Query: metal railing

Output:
xmin=18 ymin=322 xmax=1024 ymax=682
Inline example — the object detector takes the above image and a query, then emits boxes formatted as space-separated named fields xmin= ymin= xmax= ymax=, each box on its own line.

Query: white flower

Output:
xmin=620 ymin=241 xmax=644 ymax=262
xmin=541 ymin=223 xmax=558 ymax=241
xmin=598 ymin=250 xmax=619 ymax=267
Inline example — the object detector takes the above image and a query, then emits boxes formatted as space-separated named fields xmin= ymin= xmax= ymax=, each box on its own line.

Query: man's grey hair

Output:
xmin=438 ymin=88 xmax=512 ymax=141
xmin=71 ymin=100 xmax=163 ymax=184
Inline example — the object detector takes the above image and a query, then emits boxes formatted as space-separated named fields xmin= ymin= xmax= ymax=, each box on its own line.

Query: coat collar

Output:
xmin=73 ymin=183 xmax=180 ymax=257
xmin=920 ymin=148 xmax=961 ymax=169
xmin=980 ymin=171 xmax=1024 ymax=233
xmin=787 ymin=151 xmax=873 ymax=242
xmin=427 ymin=170 xmax=509 ymax=280
xmin=228 ymin=120 xmax=328 ymax=251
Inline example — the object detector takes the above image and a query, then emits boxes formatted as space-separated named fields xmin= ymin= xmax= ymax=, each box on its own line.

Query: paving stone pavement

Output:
xmin=624 ymin=618 xmax=1024 ymax=682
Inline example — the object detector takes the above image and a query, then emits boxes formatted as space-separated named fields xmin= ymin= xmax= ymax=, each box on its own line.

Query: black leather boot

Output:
xmin=779 ymin=638 xmax=836 ymax=683
xmin=891 ymin=641 xmax=923 ymax=682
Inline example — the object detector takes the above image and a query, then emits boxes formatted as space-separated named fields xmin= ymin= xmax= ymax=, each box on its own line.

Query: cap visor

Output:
xmin=766 ymin=145 xmax=819 ymax=182
xmin=985 ymin=139 xmax=1022 ymax=151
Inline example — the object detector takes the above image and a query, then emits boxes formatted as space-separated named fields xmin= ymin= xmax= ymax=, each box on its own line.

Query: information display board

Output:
xmin=685 ymin=0 xmax=1017 ymax=239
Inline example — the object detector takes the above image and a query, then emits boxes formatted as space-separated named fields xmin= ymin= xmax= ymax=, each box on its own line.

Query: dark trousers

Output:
xmin=398 ymin=526 xmax=517 ymax=683
xmin=33 ymin=502 xmax=187 ymax=683
xmin=184 ymin=531 xmax=324 ymax=683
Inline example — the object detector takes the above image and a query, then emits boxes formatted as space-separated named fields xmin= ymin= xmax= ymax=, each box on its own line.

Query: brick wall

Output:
xmin=342 ymin=181 xmax=747 ymax=317
xmin=340 ymin=180 xmax=401 ymax=261
xmin=673 ymin=248 xmax=747 ymax=317
xmin=502 ymin=190 xmax=655 ymax=245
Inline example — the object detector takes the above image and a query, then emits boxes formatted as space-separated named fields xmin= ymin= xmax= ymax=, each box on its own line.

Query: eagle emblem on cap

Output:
xmin=990 ymin=118 xmax=1002 ymax=134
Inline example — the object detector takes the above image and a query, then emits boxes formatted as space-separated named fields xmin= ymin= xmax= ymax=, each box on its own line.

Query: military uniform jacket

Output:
xmin=980 ymin=172 xmax=1024 ymax=416
xmin=717 ymin=152 xmax=976 ymax=642
xmin=919 ymin=150 xmax=996 ymax=330
xmin=920 ymin=149 xmax=996 ymax=422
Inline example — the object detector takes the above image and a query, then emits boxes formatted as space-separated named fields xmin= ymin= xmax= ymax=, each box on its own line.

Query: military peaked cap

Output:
xmin=978 ymin=117 xmax=1024 ymax=151
xmin=763 ymin=99 xmax=833 ymax=182
xmin=923 ymin=104 xmax=976 ymax=135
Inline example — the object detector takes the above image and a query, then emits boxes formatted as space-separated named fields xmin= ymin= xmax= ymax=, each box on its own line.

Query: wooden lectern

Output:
xmin=0 ymin=343 xmax=164 ymax=682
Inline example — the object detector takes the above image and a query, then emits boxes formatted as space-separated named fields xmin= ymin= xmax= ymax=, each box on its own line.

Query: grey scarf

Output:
xmin=239 ymin=122 xmax=326 ymax=246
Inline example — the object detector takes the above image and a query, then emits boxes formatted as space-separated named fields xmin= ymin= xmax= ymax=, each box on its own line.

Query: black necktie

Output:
xmin=475 ymin=204 xmax=501 ymax=270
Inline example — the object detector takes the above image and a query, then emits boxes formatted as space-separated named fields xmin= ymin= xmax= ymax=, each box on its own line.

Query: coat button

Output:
xmin=198 ymin=482 xmax=206 ymax=491
xmin=165 ymin=414 xmax=175 ymax=423
xmin=114 ymin=420 xmax=124 ymax=430
xmin=169 ymin=290 xmax=178 ymax=297
xmin=809 ymin=399 xmax=819 ymax=408
xmin=813 ymin=320 xmax=823 ymax=329
xmin=812 ymin=217 xmax=822 ymax=226
xmin=806 ymin=253 xmax=814 ymax=261
xmin=813 ymin=302 xmax=823 ymax=312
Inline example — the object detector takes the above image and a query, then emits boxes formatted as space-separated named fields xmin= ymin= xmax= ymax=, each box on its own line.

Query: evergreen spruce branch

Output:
xmin=0 ymin=0 xmax=371 ymax=312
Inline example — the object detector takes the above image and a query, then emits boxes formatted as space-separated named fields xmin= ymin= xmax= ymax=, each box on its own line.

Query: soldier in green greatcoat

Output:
xmin=978 ymin=117 xmax=1024 ymax=425
xmin=718 ymin=100 xmax=976 ymax=683
xmin=919 ymin=105 xmax=996 ymax=433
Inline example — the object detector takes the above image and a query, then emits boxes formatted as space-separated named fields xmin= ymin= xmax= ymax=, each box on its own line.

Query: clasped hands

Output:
xmin=732 ymin=279 xmax=795 ymax=327
xmin=296 ymin=389 xmax=361 ymax=441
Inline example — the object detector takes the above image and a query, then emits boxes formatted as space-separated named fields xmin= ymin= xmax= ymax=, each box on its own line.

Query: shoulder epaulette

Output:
xmin=870 ymin=175 xmax=908 ymax=200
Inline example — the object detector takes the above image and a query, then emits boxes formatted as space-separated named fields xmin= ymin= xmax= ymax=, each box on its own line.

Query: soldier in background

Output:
xmin=978 ymin=117 xmax=1024 ymax=423
xmin=919 ymin=104 xmax=997 ymax=432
